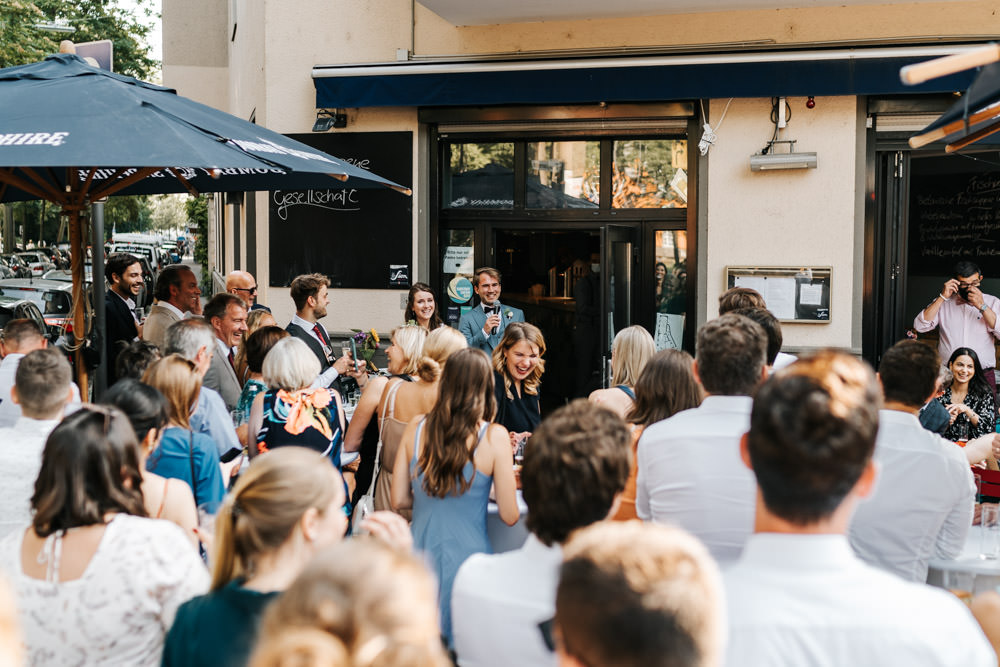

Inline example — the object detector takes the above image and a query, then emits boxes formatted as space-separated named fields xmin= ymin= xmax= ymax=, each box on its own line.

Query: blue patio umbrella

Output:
xmin=0 ymin=53 xmax=410 ymax=389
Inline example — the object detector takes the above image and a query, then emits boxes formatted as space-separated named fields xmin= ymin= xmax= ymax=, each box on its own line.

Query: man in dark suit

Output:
xmin=105 ymin=252 xmax=143 ymax=386
xmin=286 ymin=273 xmax=353 ymax=387
xmin=459 ymin=267 xmax=526 ymax=354
xmin=202 ymin=293 xmax=247 ymax=411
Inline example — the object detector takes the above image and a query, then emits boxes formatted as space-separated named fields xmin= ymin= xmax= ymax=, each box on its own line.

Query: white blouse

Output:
xmin=0 ymin=514 xmax=209 ymax=666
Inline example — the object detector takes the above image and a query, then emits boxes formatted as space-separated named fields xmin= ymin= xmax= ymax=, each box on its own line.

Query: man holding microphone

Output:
xmin=914 ymin=259 xmax=1000 ymax=396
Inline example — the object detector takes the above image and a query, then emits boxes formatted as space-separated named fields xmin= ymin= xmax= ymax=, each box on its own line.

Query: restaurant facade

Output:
xmin=162 ymin=0 xmax=1000 ymax=401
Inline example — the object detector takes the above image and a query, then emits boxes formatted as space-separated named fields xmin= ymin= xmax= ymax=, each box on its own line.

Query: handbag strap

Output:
xmin=188 ymin=430 xmax=199 ymax=518
xmin=362 ymin=379 xmax=402 ymax=499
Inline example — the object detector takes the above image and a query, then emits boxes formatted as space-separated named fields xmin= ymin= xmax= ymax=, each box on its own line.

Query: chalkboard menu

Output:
xmin=268 ymin=132 xmax=412 ymax=288
xmin=908 ymin=160 xmax=1000 ymax=277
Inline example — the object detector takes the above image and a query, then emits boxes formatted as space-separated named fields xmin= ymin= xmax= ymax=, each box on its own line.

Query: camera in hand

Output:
xmin=959 ymin=286 xmax=971 ymax=301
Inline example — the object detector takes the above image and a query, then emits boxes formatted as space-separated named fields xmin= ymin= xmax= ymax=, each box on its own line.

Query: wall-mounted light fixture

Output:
xmin=750 ymin=139 xmax=817 ymax=171
xmin=312 ymin=109 xmax=347 ymax=132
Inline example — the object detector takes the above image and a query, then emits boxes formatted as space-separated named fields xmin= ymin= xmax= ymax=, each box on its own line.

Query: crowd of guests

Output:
xmin=1 ymin=253 xmax=1000 ymax=666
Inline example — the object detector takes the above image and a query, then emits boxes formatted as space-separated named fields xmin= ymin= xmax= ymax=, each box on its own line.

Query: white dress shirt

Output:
xmin=636 ymin=395 xmax=755 ymax=564
xmin=725 ymin=533 xmax=995 ymax=667
xmin=849 ymin=410 xmax=975 ymax=582
xmin=0 ymin=416 xmax=60 ymax=539
xmin=0 ymin=354 xmax=81 ymax=428
xmin=451 ymin=535 xmax=560 ymax=667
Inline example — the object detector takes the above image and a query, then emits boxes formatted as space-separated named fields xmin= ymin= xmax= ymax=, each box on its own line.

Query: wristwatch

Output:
xmin=980 ymin=304 xmax=988 ymax=312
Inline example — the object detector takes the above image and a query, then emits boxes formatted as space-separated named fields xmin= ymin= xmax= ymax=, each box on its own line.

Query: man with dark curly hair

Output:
xmin=451 ymin=399 xmax=630 ymax=667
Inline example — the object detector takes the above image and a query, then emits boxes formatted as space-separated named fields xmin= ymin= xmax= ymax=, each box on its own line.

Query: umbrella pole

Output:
xmin=68 ymin=205 xmax=89 ymax=397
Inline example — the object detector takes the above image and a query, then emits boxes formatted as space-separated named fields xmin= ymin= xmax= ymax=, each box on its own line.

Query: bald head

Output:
xmin=226 ymin=270 xmax=258 ymax=307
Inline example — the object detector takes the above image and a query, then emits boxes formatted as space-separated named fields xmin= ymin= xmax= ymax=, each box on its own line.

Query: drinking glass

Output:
xmin=981 ymin=503 xmax=1000 ymax=560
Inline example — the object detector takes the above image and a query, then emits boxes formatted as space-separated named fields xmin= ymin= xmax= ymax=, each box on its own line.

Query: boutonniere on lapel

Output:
xmin=505 ymin=310 xmax=513 ymax=320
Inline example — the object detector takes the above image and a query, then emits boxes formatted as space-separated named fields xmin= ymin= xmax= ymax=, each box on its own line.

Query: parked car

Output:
xmin=1 ymin=254 xmax=31 ymax=279
xmin=0 ymin=296 xmax=50 ymax=343
xmin=161 ymin=245 xmax=181 ymax=264
xmin=16 ymin=251 xmax=57 ymax=277
xmin=0 ymin=278 xmax=77 ymax=339
xmin=0 ymin=260 xmax=13 ymax=280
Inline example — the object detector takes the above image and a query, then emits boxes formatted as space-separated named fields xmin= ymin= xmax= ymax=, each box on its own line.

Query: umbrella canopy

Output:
xmin=0 ymin=53 xmax=410 ymax=202
xmin=0 ymin=53 xmax=410 ymax=392
xmin=909 ymin=60 xmax=1000 ymax=150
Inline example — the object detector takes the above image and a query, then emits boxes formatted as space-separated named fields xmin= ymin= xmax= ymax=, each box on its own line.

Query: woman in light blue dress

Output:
xmin=391 ymin=347 xmax=520 ymax=646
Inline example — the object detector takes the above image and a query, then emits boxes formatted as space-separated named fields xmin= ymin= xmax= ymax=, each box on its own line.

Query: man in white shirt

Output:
xmin=725 ymin=351 xmax=995 ymax=667
xmin=0 ymin=319 xmax=80 ymax=427
xmin=142 ymin=264 xmax=201 ymax=349
xmin=164 ymin=318 xmax=241 ymax=462
xmin=285 ymin=273 xmax=353 ymax=389
xmin=555 ymin=521 xmax=724 ymax=667
xmin=0 ymin=348 xmax=73 ymax=538
xmin=850 ymin=339 xmax=979 ymax=582
xmin=452 ymin=400 xmax=631 ymax=667
xmin=202 ymin=293 xmax=248 ymax=411
xmin=636 ymin=313 xmax=767 ymax=563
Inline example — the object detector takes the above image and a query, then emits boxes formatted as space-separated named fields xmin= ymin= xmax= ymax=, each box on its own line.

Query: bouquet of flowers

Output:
xmin=351 ymin=328 xmax=380 ymax=372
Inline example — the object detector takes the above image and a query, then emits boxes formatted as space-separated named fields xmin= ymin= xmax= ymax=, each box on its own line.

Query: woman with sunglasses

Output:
xmin=162 ymin=447 xmax=349 ymax=667
xmin=142 ymin=354 xmax=227 ymax=513
xmin=0 ymin=406 xmax=208 ymax=666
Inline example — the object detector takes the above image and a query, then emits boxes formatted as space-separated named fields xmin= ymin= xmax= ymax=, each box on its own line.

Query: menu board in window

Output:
xmin=725 ymin=267 xmax=831 ymax=323
xmin=268 ymin=132 xmax=412 ymax=288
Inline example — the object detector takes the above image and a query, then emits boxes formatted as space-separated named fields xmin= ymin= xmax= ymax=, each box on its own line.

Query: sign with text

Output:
xmin=269 ymin=132 xmax=412 ymax=289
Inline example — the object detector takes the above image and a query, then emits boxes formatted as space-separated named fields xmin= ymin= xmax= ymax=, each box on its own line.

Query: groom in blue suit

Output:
xmin=459 ymin=267 xmax=525 ymax=354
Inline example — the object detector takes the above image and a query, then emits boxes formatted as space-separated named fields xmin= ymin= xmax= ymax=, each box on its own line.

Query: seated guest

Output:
xmin=637 ymin=313 xmax=766 ymax=563
xmin=234 ymin=326 xmax=289 ymax=446
xmin=731 ymin=307 xmax=795 ymax=371
xmin=920 ymin=364 xmax=952 ymax=436
xmin=849 ymin=340 xmax=977 ymax=582
xmin=718 ymin=286 xmax=765 ymax=314
xmin=492 ymin=322 xmax=546 ymax=446
xmin=940 ymin=346 xmax=996 ymax=442
xmin=555 ymin=522 xmax=724 ymax=667
xmin=114 ymin=339 xmax=162 ymax=382
xmin=0 ymin=406 xmax=208 ymax=666
xmin=103 ymin=380 xmax=198 ymax=547
xmin=202 ymin=293 xmax=249 ymax=412
xmin=249 ymin=539 xmax=451 ymax=667
xmin=142 ymin=355 xmax=227 ymax=513
xmin=164 ymin=318 xmax=242 ymax=462
xmin=0 ymin=318 xmax=80 ymax=427
xmin=614 ymin=349 xmax=703 ymax=521
xmin=725 ymin=351 xmax=994 ymax=666
xmin=234 ymin=309 xmax=278 ymax=385
xmin=143 ymin=264 xmax=202 ymax=349
xmin=452 ymin=399 xmax=631 ymax=667
xmin=0 ymin=348 xmax=73 ymax=539
xmin=163 ymin=448 xmax=349 ymax=667
xmin=588 ymin=325 xmax=656 ymax=419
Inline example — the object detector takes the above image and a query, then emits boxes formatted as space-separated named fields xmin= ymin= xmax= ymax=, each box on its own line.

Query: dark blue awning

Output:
xmin=313 ymin=47 xmax=977 ymax=109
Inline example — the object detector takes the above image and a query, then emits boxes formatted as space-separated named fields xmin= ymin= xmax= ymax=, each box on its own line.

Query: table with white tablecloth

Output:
xmin=488 ymin=490 xmax=530 ymax=553
xmin=927 ymin=528 xmax=1000 ymax=593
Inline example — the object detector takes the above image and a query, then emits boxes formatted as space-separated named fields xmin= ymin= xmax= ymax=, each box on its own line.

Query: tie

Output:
xmin=313 ymin=323 xmax=330 ymax=346
xmin=227 ymin=349 xmax=235 ymax=370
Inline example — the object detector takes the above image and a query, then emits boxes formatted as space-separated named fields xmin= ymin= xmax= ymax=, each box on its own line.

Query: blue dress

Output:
xmin=410 ymin=420 xmax=492 ymax=645
xmin=146 ymin=427 xmax=226 ymax=513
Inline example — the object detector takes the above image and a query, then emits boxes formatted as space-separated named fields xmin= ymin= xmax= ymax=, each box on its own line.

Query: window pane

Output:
xmin=441 ymin=229 xmax=475 ymax=326
xmin=655 ymin=230 xmax=688 ymax=316
xmin=526 ymin=141 xmax=600 ymax=209
xmin=444 ymin=142 xmax=515 ymax=209
xmin=613 ymin=139 xmax=687 ymax=209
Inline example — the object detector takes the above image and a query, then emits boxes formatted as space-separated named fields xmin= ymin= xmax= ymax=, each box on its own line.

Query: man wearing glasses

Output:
xmin=226 ymin=270 xmax=270 ymax=313
xmin=914 ymin=259 xmax=1000 ymax=396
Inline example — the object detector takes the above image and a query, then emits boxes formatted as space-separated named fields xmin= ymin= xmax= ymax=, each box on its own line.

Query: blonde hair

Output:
xmin=263 ymin=337 xmax=321 ymax=391
xmin=250 ymin=539 xmax=450 ymax=667
xmin=210 ymin=447 xmax=342 ymax=591
xmin=611 ymin=325 xmax=656 ymax=387
xmin=390 ymin=325 xmax=426 ymax=376
xmin=141 ymin=354 xmax=200 ymax=430
xmin=493 ymin=322 xmax=546 ymax=399
xmin=415 ymin=326 xmax=466 ymax=383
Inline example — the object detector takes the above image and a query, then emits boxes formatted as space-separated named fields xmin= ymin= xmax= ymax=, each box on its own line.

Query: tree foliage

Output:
xmin=186 ymin=196 xmax=210 ymax=293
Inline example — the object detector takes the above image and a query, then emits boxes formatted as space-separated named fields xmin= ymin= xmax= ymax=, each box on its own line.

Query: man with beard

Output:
xmin=286 ymin=273 xmax=353 ymax=388
xmin=105 ymin=252 xmax=144 ymax=385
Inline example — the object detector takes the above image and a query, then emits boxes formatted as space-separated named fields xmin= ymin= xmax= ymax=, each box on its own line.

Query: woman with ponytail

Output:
xmin=162 ymin=447 xmax=349 ymax=667
xmin=391 ymin=347 xmax=519 ymax=646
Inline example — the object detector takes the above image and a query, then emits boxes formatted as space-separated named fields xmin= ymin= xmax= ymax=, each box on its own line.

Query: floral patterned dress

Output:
xmin=938 ymin=385 xmax=996 ymax=442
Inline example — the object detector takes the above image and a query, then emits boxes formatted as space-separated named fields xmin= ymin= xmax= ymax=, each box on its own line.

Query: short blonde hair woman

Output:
xmin=163 ymin=448 xmax=349 ymax=667
xmin=589 ymin=325 xmax=656 ymax=419
xmin=249 ymin=539 xmax=451 ymax=667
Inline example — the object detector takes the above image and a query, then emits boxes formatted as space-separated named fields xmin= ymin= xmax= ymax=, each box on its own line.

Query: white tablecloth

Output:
xmin=487 ymin=490 xmax=530 ymax=553
xmin=927 ymin=528 xmax=1000 ymax=593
